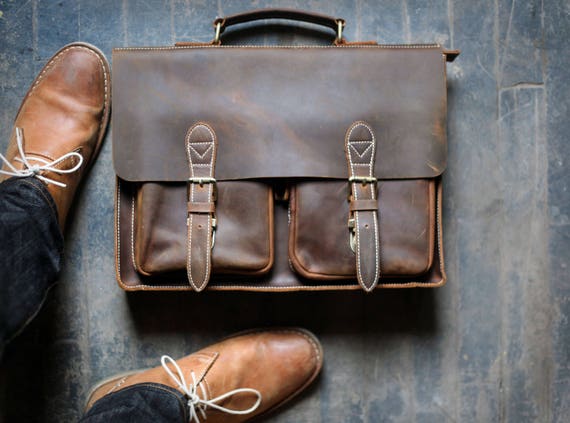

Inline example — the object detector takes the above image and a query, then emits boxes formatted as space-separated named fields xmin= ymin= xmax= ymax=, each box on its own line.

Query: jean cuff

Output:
xmin=2 ymin=176 xmax=59 ymax=224
xmin=81 ymin=382 xmax=188 ymax=422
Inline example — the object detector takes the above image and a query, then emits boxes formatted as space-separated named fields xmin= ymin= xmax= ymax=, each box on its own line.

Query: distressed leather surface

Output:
xmin=1 ymin=44 xmax=111 ymax=228
xmin=112 ymin=46 xmax=447 ymax=182
xmin=116 ymin=178 xmax=444 ymax=290
xmin=112 ymin=44 xmax=449 ymax=291
xmin=134 ymin=182 xmax=274 ymax=277
xmin=289 ymin=180 xmax=434 ymax=279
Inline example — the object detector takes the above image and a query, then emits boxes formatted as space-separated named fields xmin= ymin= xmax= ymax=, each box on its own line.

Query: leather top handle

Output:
xmin=212 ymin=8 xmax=346 ymax=44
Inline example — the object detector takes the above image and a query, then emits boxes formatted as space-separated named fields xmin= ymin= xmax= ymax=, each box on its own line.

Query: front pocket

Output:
xmin=288 ymin=179 xmax=435 ymax=280
xmin=134 ymin=181 xmax=274 ymax=277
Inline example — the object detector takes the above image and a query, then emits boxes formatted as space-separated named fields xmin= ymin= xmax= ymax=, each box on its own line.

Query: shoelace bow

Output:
xmin=0 ymin=127 xmax=83 ymax=187
xmin=161 ymin=355 xmax=262 ymax=423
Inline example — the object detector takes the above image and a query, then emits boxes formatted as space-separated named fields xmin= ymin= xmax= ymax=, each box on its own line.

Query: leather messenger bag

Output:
xmin=112 ymin=8 xmax=459 ymax=292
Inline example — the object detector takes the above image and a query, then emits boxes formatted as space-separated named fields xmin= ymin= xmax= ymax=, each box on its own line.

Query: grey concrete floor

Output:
xmin=0 ymin=0 xmax=569 ymax=422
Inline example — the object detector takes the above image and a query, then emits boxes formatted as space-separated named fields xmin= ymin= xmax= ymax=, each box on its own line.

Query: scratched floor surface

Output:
xmin=0 ymin=1 xmax=568 ymax=422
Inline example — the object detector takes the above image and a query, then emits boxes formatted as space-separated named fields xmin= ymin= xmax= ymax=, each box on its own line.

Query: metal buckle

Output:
xmin=188 ymin=177 xmax=217 ymax=201
xmin=188 ymin=177 xmax=217 ymax=185
xmin=188 ymin=177 xmax=217 ymax=249
xmin=185 ymin=215 xmax=216 ymax=249
xmin=348 ymin=176 xmax=377 ymax=184
xmin=347 ymin=176 xmax=377 ymax=200
xmin=348 ymin=217 xmax=356 ymax=252
xmin=347 ymin=176 xmax=377 ymax=252
xmin=211 ymin=217 xmax=217 ymax=249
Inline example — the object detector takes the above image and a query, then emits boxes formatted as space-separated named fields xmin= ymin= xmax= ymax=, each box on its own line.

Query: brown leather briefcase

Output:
xmin=112 ymin=8 xmax=459 ymax=292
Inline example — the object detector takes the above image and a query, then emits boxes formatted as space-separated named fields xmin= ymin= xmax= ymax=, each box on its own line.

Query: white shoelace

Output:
xmin=161 ymin=355 xmax=262 ymax=423
xmin=0 ymin=127 xmax=83 ymax=187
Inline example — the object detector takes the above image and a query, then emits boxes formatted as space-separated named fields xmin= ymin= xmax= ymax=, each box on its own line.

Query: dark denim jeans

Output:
xmin=0 ymin=177 xmax=185 ymax=421
xmin=80 ymin=383 xmax=188 ymax=422
xmin=0 ymin=176 xmax=63 ymax=354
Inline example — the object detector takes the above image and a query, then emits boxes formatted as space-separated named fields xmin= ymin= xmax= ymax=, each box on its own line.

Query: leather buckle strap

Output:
xmin=186 ymin=122 xmax=218 ymax=292
xmin=345 ymin=121 xmax=381 ymax=292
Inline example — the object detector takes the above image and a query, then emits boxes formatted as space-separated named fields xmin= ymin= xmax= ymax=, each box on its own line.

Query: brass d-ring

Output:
xmin=213 ymin=22 xmax=222 ymax=44
xmin=336 ymin=19 xmax=344 ymax=43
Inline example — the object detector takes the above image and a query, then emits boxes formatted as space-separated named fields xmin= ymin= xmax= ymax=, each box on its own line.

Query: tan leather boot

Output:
xmin=0 ymin=42 xmax=111 ymax=228
xmin=85 ymin=328 xmax=323 ymax=422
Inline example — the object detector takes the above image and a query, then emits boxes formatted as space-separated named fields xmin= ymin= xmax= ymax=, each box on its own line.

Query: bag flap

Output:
xmin=112 ymin=45 xmax=448 ymax=182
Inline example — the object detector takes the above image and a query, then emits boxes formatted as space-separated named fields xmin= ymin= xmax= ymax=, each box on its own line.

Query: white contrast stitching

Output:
xmin=116 ymin=176 xmax=443 ymax=291
xmin=349 ymin=143 xmax=373 ymax=159
xmin=114 ymin=44 xmax=440 ymax=52
xmin=185 ymin=123 xmax=216 ymax=291
xmin=346 ymin=121 xmax=380 ymax=291
xmin=116 ymin=180 xmax=121 ymax=281
xmin=130 ymin=194 xmax=137 ymax=271
xmin=435 ymin=181 xmax=444 ymax=279
xmin=188 ymin=144 xmax=213 ymax=159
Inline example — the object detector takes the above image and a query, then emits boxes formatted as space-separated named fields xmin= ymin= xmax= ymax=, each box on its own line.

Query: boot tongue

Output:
xmin=182 ymin=353 xmax=263 ymax=422
xmin=190 ymin=352 xmax=219 ymax=388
